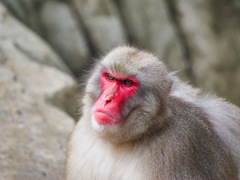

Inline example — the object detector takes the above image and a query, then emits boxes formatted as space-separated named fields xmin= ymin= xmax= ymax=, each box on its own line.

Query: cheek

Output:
xmin=122 ymin=95 xmax=138 ymax=116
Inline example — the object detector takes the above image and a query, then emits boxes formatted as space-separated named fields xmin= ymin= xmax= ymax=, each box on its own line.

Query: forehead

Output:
xmin=101 ymin=47 xmax=160 ymax=76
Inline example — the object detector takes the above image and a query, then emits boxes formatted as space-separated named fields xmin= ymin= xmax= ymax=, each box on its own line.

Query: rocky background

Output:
xmin=0 ymin=0 xmax=239 ymax=179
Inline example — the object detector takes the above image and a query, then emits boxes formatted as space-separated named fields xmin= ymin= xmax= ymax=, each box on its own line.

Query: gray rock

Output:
xmin=2 ymin=0 xmax=90 ymax=75
xmin=0 ymin=39 xmax=75 ymax=180
xmin=40 ymin=1 xmax=90 ymax=75
xmin=73 ymin=0 xmax=128 ymax=53
xmin=175 ymin=0 xmax=218 ymax=85
xmin=1 ymin=0 xmax=43 ymax=35
xmin=175 ymin=0 xmax=240 ymax=106
xmin=0 ymin=3 xmax=72 ymax=75
xmin=0 ymin=6 xmax=76 ymax=179
xmin=2 ymin=0 xmax=240 ymax=106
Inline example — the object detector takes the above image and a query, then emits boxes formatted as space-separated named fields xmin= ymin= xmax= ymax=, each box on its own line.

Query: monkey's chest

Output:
xmin=75 ymin=135 xmax=146 ymax=180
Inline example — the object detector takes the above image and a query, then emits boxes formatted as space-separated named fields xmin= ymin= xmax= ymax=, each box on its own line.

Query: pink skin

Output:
xmin=93 ymin=71 xmax=139 ymax=125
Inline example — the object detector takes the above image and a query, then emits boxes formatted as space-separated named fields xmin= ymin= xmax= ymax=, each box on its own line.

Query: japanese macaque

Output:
xmin=66 ymin=46 xmax=240 ymax=180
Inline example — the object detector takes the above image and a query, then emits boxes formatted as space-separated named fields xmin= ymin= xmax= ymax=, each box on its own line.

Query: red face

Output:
xmin=93 ymin=71 xmax=139 ymax=125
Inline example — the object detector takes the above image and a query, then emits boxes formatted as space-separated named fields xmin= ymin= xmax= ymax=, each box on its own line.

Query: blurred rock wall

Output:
xmin=0 ymin=0 xmax=240 ymax=179
xmin=2 ymin=0 xmax=240 ymax=106
xmin=0 ymin=3 xmax=76 ymax=180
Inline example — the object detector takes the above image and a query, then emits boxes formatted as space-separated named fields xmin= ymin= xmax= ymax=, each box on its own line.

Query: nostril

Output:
xmin=106 ymin=99 xmax=111 ymax=103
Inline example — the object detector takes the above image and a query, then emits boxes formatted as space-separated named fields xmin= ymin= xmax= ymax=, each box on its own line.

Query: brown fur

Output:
xmin=66 ymin=46 xmax=239 ymax=180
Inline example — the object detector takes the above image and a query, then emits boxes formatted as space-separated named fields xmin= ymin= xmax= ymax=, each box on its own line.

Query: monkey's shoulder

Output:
xmin=168 ymin=96 xmax=216 ymax=133
xmin=168 ymin=96 xmax=206 ymax=122
xmin=147 ymin=96 xmax=238 ymax=179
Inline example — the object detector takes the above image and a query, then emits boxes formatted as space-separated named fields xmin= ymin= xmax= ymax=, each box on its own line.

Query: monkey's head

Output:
xmin=83 ymin=46 xmax=172 ymax=143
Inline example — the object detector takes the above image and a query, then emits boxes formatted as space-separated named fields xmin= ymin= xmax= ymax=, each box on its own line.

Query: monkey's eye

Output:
xmin=106 ymin=74 xmax=115 ymax=81
xmin=123 ymin=79 xmax=133 ymax=86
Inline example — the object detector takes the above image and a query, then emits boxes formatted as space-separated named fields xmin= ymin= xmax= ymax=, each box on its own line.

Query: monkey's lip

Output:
xmin=94 ymin=111 xmax=120 ymax=125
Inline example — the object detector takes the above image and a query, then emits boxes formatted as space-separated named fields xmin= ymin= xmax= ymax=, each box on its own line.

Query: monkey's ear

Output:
xmin=166 ymin=71 xmax=178 ymax=95
xmin=168 ymin=71 xmax=179 ymax=79
xmin=167 ymin=71 xmax=180 ymax=83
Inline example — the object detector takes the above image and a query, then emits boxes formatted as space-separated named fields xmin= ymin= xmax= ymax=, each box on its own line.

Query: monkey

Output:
xmin=66 ymin=46 xmax=240 ymax=180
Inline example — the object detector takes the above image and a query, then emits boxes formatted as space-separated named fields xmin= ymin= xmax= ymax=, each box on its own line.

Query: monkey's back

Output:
xmin=146 ymin=96 xmax=238 ymax=180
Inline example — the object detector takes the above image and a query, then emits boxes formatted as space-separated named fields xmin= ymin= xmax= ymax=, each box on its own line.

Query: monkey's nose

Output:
xmin=104 ymin=94 xmax=114 ymax=103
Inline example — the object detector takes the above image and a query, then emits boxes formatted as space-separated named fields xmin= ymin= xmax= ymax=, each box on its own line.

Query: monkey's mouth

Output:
xmin=94 ymin=111 xmax=120 ymax=125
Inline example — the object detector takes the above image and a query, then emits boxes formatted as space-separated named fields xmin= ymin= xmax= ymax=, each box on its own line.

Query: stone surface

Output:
xmin=40 ymin=1 xmax=90 ymax=75
xmin=1 ymin=0 xmax=43 ymax=35
xmin=0 ymin=5 xmax=76 ymax=180
xmin=175 ymin=0 xmax=240 ymax=106
xmin=73 ymin=0 xmax=128 ymax=53
xmin=0 ymin=2 xmax=72 ymax=75
xmin=2 ymin=0 xmax=91 ymax=75
xmin=2 ymin=0 xmax=240 ymax=106
xmin=0 ymin=40 xmax=76 ymax=180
